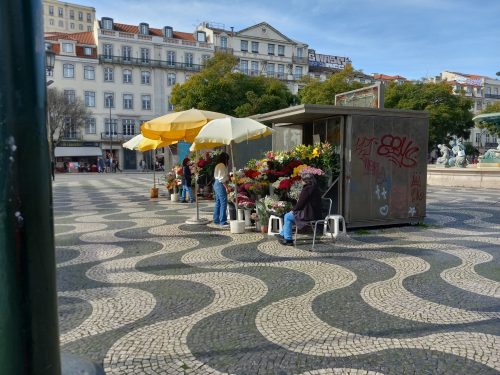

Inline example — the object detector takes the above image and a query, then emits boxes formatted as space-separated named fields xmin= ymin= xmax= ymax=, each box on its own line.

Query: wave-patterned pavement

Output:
xmin=54 ymin=175 xmax=500 ymax=374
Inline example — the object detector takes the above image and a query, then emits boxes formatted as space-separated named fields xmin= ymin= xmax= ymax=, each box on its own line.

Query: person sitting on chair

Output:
xmin=279 ymin=173 xmax=322 ymax=246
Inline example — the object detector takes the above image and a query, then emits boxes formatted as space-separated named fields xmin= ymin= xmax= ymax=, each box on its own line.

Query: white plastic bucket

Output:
xmin=229 ymin=220 xmax=245 ymax=234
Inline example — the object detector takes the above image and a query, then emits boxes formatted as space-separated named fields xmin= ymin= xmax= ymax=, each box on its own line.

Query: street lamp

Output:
xmin=106 ymin=94 xmax=113 ymax=171
xmin=45 ymin=44 xmax=55 ymax=75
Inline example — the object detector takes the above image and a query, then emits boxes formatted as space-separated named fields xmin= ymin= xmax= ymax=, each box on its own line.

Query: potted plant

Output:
xmin=256 ymin=199 xmax=270 ymax=233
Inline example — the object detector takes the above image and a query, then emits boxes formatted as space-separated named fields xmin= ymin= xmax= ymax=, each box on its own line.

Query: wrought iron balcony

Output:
xmin=292 ymin=55 xmax=308 ymax=64
xmin=215 ymin=46 xmax=234 ymax=54
xmin=98 ymin=55 xmax=204 ymax=72
xmin=485 ymin=93 xmax=500 ymax=99
xmin=100 ymin=132 xmax=137 ymax=141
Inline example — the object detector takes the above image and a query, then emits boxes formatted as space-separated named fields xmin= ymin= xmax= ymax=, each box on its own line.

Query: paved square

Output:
xmin=54 ymin=173 xmax=500 ymax=374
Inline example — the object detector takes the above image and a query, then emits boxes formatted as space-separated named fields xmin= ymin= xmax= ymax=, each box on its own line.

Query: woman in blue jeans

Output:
xmin=279 ymin=173 xmax=322 ymax=245
xmin=180 ymin=157 xmax=195 ymax=203
xmin=213 ymin=152 xmax=230 ymax=226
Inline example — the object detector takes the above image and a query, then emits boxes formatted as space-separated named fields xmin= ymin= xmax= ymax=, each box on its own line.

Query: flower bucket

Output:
xmin=150 ymin=187 xmax=159 ymax=198
xmin=230 ymin=220 xmax=245 ymax=234
xmin=260 ymin=225 xmax=268 ymax=234
xmin=244 ymin=209 xmax=252 ymax=227
xmin=171 ymin=193 xmax=179 ymax=202
xmin=237 ymin=209 xmax=245 ymax=221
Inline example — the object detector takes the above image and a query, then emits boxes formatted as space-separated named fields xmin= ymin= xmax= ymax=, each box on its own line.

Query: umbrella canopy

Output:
xmin=190 ymin=117 xmax=274 ymax=151
xmin=141 ymin=108 xmax=228 ymax=142
xmin=191 ymin=117 xmax=274 ymax=215
xmin=122 ymin=134 xmax=175 ymax=152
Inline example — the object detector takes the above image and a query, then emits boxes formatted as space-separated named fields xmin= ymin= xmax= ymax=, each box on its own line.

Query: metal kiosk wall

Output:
xmin=256 ymin=104 xmax=429 ymax=228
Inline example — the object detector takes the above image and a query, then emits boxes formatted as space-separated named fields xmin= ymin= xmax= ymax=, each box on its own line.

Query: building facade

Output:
xmin=44 ymin=1 xmax=214 ymax=170
xmin=198 ymin=22 xmax=309 ymax=94
xmin=43 ymin=0 xmax=96 ymax=33
xmin=439 ymin=71 xmax=500 ymax=151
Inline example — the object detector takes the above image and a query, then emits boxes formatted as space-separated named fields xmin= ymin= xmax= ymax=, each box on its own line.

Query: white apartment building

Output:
xmin=440 ymin=71 xmax=500 ymax=151
xmin=43 ymin=0 xmax=96 ymax=33
xmin=198 ymin=22 xmax=309 ymax=94
xmin=44 ymin=10 xmax=213 ymax=170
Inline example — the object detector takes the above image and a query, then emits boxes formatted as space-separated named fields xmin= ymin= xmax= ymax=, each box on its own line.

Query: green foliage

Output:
xmin=170 ymin=52 xmax=294 ymax=116
xmin=476 ymin=102 xmax=500 ymax=137
xmin=463 ymin=142 xmax=479 ymax=156
xmin=384 ymin=81 xmax=474 ymax=146
xmin=298 ymin=65 xmax=365 ymax=105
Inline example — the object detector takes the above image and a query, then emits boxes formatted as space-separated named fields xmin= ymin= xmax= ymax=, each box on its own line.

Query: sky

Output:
xmin=77 ymin=0 xmax=500 ymax=80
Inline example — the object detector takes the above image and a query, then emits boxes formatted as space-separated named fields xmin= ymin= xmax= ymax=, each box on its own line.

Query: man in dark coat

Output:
xmin=279 ymin=173 xmax=322 ymax=246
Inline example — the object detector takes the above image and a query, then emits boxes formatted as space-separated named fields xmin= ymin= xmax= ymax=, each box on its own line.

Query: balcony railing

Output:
xmin=215 ymin=46 xmax=234 ymax=54
xmin=98 ymin=55 xmax=204 ymax=71
xmin=485 ymin=93 xmax=500 ymax=99
xmin=292 ymin=55 xmax=308 ymax=64
xmin=100 ymin=132 xmax=137 ymax=141
xmin=60 ymin=132 xmax=84 ymax=141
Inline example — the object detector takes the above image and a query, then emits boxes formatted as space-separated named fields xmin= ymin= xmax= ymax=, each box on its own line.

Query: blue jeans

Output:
xmin=213 ymin=180 xmax=228 ymax=225
xmin=280 ymin=211 xmax=295 ymax=240
xmin=181 ymin=181 xmax=194 ymax=202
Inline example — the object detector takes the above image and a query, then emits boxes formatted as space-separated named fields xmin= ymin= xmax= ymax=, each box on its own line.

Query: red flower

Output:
xmin=198 ymin=159 xmax=207 ymax=168
xmin=278 ymin=178 xmax=294 ymax=190
xmin=244 ymin=169 xmax=260 ymax=179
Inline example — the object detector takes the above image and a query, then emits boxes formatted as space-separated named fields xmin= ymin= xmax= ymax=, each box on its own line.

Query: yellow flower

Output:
xmin=292 ymin=164 xmax=307 ymax=177
xmin=312 ymin=148 xmax=319 ymax=157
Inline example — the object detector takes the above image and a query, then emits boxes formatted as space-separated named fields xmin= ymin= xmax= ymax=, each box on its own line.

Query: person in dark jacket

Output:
xmin=279 ymin=173 xmax=322 ymax=246
xmin=180 ymin=157 xmax=195 ymax=203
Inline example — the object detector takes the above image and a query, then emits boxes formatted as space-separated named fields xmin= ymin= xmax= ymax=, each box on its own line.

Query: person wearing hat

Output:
xmin=279 ymin=173 xmax=322 ymax=246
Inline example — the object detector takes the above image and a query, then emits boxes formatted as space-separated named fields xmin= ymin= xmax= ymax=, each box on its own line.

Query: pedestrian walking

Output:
xmin=114 ymin=159 xmax=122 ymax=172
xmin=98 ymin=157 xmax=104 ymax=173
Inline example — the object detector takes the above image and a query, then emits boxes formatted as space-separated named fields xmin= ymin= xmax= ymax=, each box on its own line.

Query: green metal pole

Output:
xmin=0 ymin=0 xmax=61 ymax=374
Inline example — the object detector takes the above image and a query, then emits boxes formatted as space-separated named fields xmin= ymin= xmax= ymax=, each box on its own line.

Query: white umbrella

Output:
xmin=191 ymin=117 xmax=274 ymax=213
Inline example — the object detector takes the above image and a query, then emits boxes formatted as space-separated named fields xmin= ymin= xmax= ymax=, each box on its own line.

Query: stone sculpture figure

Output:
xmin=478 ymin=144 xmax=500 ymax=162
xmin=450 ymin=139 xmax=467 ymax=168
xmin=436 ymin=144 xmax=451 ymax=166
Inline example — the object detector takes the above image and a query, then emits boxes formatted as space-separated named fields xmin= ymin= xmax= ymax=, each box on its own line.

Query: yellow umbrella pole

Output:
xmin=185 ymin=150 xmax=209 ymax=225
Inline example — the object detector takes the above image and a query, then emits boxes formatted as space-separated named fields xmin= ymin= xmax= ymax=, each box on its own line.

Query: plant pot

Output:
xmin=230 ymin=220 xmax=245 ymax=234
xmin=150 ymin=187 xmax=159 ymax=198
xmin=260 ymin=225 xmax=268 ymax=233
xmin=255 ymin=222 xmax=261 ymax=232
xmin=171 ymin=193 xmax=179 ymax=202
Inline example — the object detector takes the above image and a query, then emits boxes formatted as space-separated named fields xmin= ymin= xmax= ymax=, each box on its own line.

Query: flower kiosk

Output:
xmin=253 ymin=104 xmax=430 ymax=228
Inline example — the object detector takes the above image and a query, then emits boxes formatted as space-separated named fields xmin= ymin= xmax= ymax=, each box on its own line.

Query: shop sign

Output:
xmin=308 ymin=49 xmax=352 ymax=69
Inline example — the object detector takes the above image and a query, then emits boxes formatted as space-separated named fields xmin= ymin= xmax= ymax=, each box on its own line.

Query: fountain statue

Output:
xmin=436 ymin=144 xmax=451 ymax=167
xmin=478 ymin=144 xmax=500 ymax=166
xmin=449 ymin=139 xmax=467 ymax=168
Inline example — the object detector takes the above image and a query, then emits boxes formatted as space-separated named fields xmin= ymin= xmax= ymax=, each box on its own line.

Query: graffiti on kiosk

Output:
xmin=408 ymin=206 xmax=417 ymax=217
xmin=377 ymin=134 xmax=420 ymax=168
xmin=410 ymin=172 xmax=425 ymax=202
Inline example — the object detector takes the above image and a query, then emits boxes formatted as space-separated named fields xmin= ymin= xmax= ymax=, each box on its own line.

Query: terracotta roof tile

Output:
xmin=106 ymin=21 xmax=195 ymax=40
xmin=44 ymin=31 xmax=95 ymax=45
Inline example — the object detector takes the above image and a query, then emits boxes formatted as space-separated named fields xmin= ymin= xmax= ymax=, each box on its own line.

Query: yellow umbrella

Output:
xmin=123 ymin=134 xmax=176 ymax=152
xmin=141 ymin=108 xmax=228 ymax=142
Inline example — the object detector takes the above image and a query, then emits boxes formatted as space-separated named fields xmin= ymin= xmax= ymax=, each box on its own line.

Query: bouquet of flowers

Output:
xmin=288 ymin=180 xmax=303 ymax=201
xmin=299 ymin=165 xmax=325 ymax=176
xmin=264 ymin=195 xmax=292 ymax=217
xmin=165 ymin=172 xmax=181 ymax=192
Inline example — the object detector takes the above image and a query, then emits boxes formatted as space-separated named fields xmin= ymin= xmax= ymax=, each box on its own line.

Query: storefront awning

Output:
xmin=54 ymin=147 xmax=103 ymax=157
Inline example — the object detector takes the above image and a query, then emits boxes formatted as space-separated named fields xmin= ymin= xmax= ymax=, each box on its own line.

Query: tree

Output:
xmin=47 ymin=88 xmax=91 ymax=161
xmin=170 ymin=52 xmax=294 ymax=116
xmin=298 ymin=65 xmax=365 ymax=105
xmin=384 ymin=81 xmax=474 ymax=147
xmin=476 ymin=102 xmax=500 ymax=137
